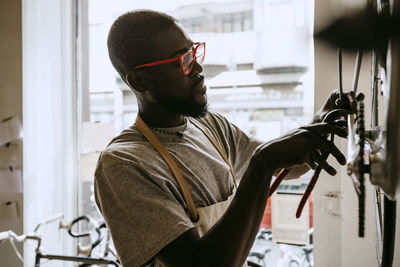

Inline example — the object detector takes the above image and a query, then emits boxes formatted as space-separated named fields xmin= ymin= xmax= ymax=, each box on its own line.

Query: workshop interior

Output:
xmin=1 ymin=0 xmax=400 ymax=266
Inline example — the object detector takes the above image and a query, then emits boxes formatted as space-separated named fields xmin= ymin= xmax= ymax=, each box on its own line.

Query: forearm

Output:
xmin=192 ymin=152 xmax=274 ymax=267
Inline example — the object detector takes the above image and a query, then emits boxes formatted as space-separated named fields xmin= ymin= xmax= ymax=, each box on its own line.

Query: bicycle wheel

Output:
xmin=247 ymin=260 xmax=264 ymax=267
xmin=370 ymin=1 xmax=399 ymax=265
xmin=289 ymin=259 xmax=300 ymax=267
xmin=374 ymin=194 xmax=396 ymax=267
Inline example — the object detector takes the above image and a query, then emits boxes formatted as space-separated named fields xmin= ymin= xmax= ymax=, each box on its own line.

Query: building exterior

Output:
xmin=89 ymin=0 xmax=313 ymax=142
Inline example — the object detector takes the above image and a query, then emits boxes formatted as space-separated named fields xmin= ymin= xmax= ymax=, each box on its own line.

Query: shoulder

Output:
xmin=196 ymin=111 xmax=229 ymax=125
xmin=95 ymin=125 xmax=160 ymax=178
xmin=194 ymin=111 xmax=233 ymax=134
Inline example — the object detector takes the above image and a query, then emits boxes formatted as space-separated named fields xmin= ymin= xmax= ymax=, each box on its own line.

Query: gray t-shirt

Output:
xmin=94 ymin=112 xmax=262 ymax=266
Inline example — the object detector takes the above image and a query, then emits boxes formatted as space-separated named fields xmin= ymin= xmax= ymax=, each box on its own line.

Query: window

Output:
xmin=77 ymin=0 xmax=314 ymax=262
xmin=179 ymin=10 xmax=253 ymax=33
xmin=180 ymin=17 xmax=202 ymax=33
xmin=219 ymin=11 xmax=253 ymax=33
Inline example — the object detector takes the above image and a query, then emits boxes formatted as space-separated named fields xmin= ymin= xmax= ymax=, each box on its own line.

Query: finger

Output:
xmin=335 ymin=97 xmax=351 ymax=108
xmin=323 ymin=109 xmax=352 ymax=122
xmin=306 ymin=153 xmax=317 ymax=170
xmin=356 ymin=92 xmax=365 ymax=101
xmin=334 ymin=119 xmax=347 ymax=127
xmin=326 ymin=141 xmax=347 ymax=165
xmin=346 ymin=91 xmax=360 ymax=111
xmin=330 ymin=120 xmax=349 ymax=136
xmin=337 ymin=93 xmax=354 ymax=111
xmin=335 ymin=98 xmax=344 ymax=107
xmin=308 ymin=134 xmax=347 ymax=165
xmin=312 ymin=151 xmax=337 ymax=175
xmin=305 ymin=123 xmax=347 ymax=138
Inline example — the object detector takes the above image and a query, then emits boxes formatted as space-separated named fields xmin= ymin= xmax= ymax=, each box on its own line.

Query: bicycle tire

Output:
xmin=289 ymin=259 xmax=300 ymax=267
xmin=369 ymin=1 xmax=399 ymax=265
xmin=247 ymin=260 xmax=264 ymax=267
xmin=385 ymin=0 xmax=400 ymax=202
xmin=374 ymin=188 xmax=396 ymax=267
xmin=371 ymin=44 xmax=397 ymax=267
xmin=381 ymin=197 xmax=397 ymax=267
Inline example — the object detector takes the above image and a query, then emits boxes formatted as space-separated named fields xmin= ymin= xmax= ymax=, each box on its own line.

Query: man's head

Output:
xmin=107 ymin=10 xmax=208 ymax=118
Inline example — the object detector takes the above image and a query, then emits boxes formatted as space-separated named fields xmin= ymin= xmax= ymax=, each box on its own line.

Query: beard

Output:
xmin=154 ymin=91 xmax=209 ymax=118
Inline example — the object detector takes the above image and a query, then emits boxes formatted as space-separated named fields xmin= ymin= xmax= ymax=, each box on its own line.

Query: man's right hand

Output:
xmin=253 ymin=122 xmax=348 ymax=176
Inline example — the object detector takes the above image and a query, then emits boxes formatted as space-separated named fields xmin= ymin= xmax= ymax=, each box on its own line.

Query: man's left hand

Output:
xmin=313 ymin=89 xmax=365 ymax=123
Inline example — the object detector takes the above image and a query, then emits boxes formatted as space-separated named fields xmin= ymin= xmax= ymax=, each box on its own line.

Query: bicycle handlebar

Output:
xmin=34 ymin=213 xmax=64 ymax=232
xmin=0 ymin=231 xmax=10 ymax=241
xmin=68 ymin=215 xmax=95 ymax=238
xmin=65 ymin=215 xmax=103 ymax=256
xmin=0 ymin=214 xmax=65 ymax=248
xmin=0 ymin=230 xmax=34 ymax=243
xmin=1 ymin=214 xmax=119 ymax=266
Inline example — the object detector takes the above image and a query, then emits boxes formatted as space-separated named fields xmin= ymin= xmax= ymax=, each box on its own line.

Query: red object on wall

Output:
xmin=259 ymin=193 xmax=313 ymax=229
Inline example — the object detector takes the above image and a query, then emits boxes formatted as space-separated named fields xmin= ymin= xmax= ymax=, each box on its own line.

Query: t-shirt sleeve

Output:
xmin=94 ymin=151 xmax=195 ymax=267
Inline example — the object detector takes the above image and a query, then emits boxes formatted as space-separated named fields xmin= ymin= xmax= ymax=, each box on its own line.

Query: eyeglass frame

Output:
xmin=131 ymin=42 xmax=205 ymax=76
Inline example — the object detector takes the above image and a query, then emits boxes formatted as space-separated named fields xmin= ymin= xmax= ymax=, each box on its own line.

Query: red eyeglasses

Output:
xmin=133 ymin=42 xmax=205 ymax=75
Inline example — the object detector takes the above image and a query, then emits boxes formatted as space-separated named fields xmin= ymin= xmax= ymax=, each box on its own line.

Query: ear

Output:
xmin=125 ymin=71 xmax=147 ymax=93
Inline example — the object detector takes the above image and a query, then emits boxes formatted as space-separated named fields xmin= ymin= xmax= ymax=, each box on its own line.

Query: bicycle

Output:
xmin=248 ymin=228 xmax=273 ymax=267
xmin=316 ymin=0 xmax=400 ymax=266
xmin=285 ymin=245 xmax=314 ymax=267
xmin=0 ymin=213 xmax=120 ymax=266
xmin=60 ymin=214 xmax=119 ymax=263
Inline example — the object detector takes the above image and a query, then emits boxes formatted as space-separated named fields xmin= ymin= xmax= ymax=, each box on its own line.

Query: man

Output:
xmin=95 ymin=10 xmax=358 ymax=267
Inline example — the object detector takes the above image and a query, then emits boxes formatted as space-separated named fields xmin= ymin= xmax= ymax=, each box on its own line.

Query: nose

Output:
xmin=189 ymin=60 xmax=203 ymax=76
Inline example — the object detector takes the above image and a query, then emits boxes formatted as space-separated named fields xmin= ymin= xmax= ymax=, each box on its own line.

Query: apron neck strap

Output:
xmin=135 ymin=115 xmax=198 ymax=222
xmin=188 ymin=117 xmax=238 ymax=188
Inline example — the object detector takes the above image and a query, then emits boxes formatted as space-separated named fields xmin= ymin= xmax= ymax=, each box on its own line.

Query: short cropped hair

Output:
xmin=107 ymin=10 xmax=177 ymax=83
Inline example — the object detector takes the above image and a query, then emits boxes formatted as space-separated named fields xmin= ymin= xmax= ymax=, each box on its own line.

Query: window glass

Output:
xmin=78 ymin=0 xmax=314 ymax=264
xmin=295 ymin=0 xmax=306 ymax=27
xmin=243 ymin=11 xmax=253 ymax=31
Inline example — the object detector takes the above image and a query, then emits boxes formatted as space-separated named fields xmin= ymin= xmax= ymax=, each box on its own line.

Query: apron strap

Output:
xmin=135 ymin=116 xmax=198 ymax=222
xmin=188 ymin=118 xmax=238 ymax=188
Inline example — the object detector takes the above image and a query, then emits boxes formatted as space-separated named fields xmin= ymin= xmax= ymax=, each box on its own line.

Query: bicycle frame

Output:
xmin=0 ymin=214 xmax=120 ymax=267
xmin=34 ymin=252 xmax=119 ymax=266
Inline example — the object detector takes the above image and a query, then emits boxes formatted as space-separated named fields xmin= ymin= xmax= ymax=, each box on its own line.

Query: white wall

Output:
xmin=314 ymin=1 xmax=400 ymax=266
xmin=22 ymin=0 xmax=77 ymax=266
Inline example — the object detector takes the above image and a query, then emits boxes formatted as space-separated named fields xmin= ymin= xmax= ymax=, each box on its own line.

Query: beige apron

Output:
xmin=136 ymin=116 xmax=248 ymax=267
